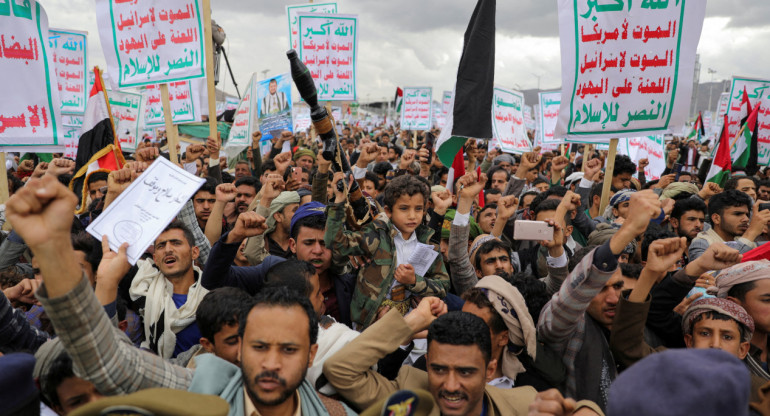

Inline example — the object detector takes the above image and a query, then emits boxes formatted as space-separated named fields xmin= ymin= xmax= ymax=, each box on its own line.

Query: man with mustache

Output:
xmin=9 ymin=176 xmax=354 ymax=416
xmin=668 ymin=197 xmax=707 ymax=265
xmin=688 ymin=190 xmax=770 ymax=261
xmin=201 ymin=202 xmax=355 ymax=326
xmin=234 ymin=176 xmax=260 ymax=215
xmin=323 ymin=298 xmax=601 ymax=415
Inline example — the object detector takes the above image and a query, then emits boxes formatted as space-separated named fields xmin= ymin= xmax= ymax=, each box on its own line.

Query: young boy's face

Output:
xmin=684 ymin=317 xmax=750 ymax=360
xmin=386 ymin=193 xmax=426 ymax=238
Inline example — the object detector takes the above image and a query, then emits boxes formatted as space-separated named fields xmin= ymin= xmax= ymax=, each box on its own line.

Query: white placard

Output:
xmin=95 ymin=0 xmax=206 ymax=89
xmin=0 ymin=0 xmax=62 ymax=149
xmin=554 ymin=0 xmax=706 ymax=140
xmin=87 ymin=157 xmax=205 ymax=265
xmin=492 ymin=86 xmax=531 ymax=154
xmin=297 ymin=13 xmax=358 ymax=101
xmin=286 ymin=2 xmax=337 ymax=50
xmin=400 ymin=87 xmax=432 ymax=130
xmin=50 ymin=28 xmax=87 ymax=115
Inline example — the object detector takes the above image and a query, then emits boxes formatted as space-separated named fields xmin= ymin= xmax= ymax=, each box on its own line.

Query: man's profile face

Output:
xmin=426 ymin=341 xmax=493 ymax=416
xmin=587 ymin=269 xmax=623 ymax=329
xmin=54 ymin=376 xmax=104 ymax=415
xmin=476 ymin=208 xmax=496 ymax=234
xmin=269 ymin=80 xmax=277 ymax=95
xmin=208 ymin=323 xmax=241 ymax=365
xmin=684 ymin=318 xmax=750 ymax=360
xmin=152 ymin=229 xmax=198 ymax=279
xmin=240 ymin=305 xmax=317 ymax=408
xmin=714 ymin=206 xmax=750 ymax=238
xmin=731 ymin=279 xmax=770 ymax=335
xmin=759 ymin=185 xmax=770 ymax=201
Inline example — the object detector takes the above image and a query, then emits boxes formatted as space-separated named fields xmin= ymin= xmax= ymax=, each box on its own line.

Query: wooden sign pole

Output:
xmin=582 ymin=144 xmax=592 ymax=173
xmin=598 ymin=138 xmax=619 ymax=215
xmin=0 ymin=153 xmax=9 ymax=204
xmin=202 ymin=0 xmax=218 ymax=142
xmin=160 ymin=83 xmax=180 ymax=163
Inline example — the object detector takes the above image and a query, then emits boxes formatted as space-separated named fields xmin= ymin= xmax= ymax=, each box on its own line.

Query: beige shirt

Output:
xmin=243 ymin=387 xmax=301 ymax=416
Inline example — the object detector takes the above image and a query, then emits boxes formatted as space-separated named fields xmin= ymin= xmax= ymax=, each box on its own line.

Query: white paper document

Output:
xmin=408 ymin=243 xmax=439 ymax=277
xmin=87 ymin=157 xmax=205 ymax=264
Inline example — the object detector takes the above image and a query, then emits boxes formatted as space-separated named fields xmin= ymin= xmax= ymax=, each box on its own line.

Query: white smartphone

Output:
xmin=513 ymin=220 xmax=554 ymax=241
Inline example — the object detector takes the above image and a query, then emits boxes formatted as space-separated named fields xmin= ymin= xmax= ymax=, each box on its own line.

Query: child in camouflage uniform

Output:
xmin=324 ymin=173 xmax=450 ymax=328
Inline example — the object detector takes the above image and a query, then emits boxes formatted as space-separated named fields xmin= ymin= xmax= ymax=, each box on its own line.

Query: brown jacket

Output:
xmin=322 ymin=309 xmax=537 ymax=415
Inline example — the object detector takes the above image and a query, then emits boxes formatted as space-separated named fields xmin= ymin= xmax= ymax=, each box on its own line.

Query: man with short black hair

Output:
xmin=192 ymin=179 xmax=218 ymax=231
xmin=9 ymin=175 xmax=354 ymax=415
xmin=669 ymin=197 xmax=707 ymax=251
xmin=323 ymin=298 xmax=545 ymax=415
xmin=86 ymin=171 xmax=108 ymax=202
xmin=688 ymin=190 xmax=770 ymax=261
xmin=725 ymin=175 xmax=758 ymax=201
xmin=234 ymin=176 xmax=260 ymax=214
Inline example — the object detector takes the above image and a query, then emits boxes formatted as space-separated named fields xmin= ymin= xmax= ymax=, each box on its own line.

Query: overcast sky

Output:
xmin=45 ymin=0 xmax=770 ymax=104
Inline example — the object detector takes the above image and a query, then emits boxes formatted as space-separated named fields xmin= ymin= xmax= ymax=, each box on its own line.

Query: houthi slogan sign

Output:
xmin=554 ymin=0 xmax=706 ymax=140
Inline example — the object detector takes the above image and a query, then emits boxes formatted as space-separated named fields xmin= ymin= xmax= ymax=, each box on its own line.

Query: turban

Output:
xmin=292 ymin=148 xmax=316 ymax=161
xmin=493 ymin=154 xmax=516 ymax=166
xmin=660 ymin=182 xmax=699 ymax=200
xmin=682 ymin=297 xmax=754 ymax=336
xmin=289 ymin=201 xmax=326 ymax=237
xmin=476 ymin=275 xmax=537 ymax=378
xmin=264 ymin=191 xmax=301 ymax=235
xmin=713 ymin=260 xmax=770 ymax=298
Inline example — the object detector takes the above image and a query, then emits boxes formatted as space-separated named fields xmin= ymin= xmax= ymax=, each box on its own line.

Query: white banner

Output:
xmin=50 ymin=29 xmax=87 ymax=115
xmin=286 ymin=2 xmax=337 ymax=50
xmin=110 ymin=90 xmax=143 ymax=152
xmin=297 ymin=13 xmax=358 ymax=101
xmin=293 ymin=105 xmax=311 ymax=132
xmin=555 ymin=0 xmax=706 ymax=140
xmin=538 ymin=91 xmax=562 ymax=144
xmin=492 ymin=86 xmax=531 ymax=154
xmin=0 ymin=0 xmax=62 ymax=150
xmin=227 ymin=73 xmax=257 ymax=149
xmin=400 ymin=87 xmax=432 ymax=130
xmin=95 ymin=0 xmax=206 ymax=89
xmin=142 ymin=79 xmax=202 ymax=127
xmin=726 ymin=77 xmax=770 ymax=164
xmin=620 ymin=135 xmax=665 ymax=181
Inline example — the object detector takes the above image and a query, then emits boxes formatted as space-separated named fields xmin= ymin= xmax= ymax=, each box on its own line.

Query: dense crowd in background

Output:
xmin=5 ymin=124 xmax=770 ymax=416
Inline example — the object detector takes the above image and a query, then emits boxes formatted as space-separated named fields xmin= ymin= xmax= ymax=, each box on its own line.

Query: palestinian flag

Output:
xmin=706 ymin=115 xmax=731 ymax=186
xmin=435 ymin=0 xmax=496 ymax=168
xmin=731 ymin=87 xmax=754 ymax=165
xmin=686 ymin=112 xmax=705 ymax=142
xmin=70 ymin=67 xmax=124 ymax=214
xmin=445 ymin=148 xmax=466 ymax=194
xmin=733 ymin=103 xmax=760 ymax=175
xmin=394 ymin=87 xmax=403 ymax=114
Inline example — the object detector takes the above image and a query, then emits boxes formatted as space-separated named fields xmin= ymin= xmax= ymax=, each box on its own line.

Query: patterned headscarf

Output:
xmin=712 ymin=260 xmax=770 ymax=298
xmin=682 ymin=297 xmax=754 ymax=336
xmin=476 ymin=275 xmax=537 ymax=378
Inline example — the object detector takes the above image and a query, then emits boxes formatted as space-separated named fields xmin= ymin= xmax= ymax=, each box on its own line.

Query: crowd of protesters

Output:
xmin=4 ymin=125 xmax=770 ymax=416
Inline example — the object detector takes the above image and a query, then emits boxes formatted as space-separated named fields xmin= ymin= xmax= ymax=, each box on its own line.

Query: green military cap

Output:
xmin=70 ymin=388 xmax=229 ymax=416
